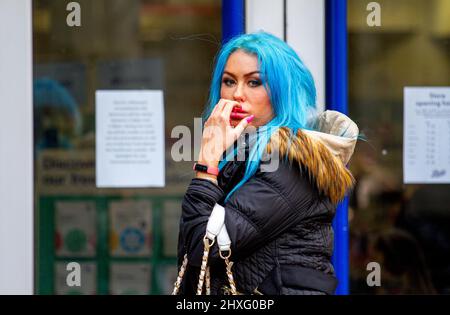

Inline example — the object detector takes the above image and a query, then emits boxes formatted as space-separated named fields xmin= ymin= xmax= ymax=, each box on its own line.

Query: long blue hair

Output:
xmin=203 ymin=31 xmax=318 ymax=201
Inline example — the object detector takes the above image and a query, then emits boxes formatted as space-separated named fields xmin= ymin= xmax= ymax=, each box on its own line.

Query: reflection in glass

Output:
xmin=348 ymin=0 xmax=450 ymax=294
xmin=33 ymin=0 xmax=221 ymax=294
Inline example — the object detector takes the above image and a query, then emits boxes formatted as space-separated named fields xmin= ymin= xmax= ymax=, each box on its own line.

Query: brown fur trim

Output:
xmin=266 ymin=127 xmax=355 ymax=205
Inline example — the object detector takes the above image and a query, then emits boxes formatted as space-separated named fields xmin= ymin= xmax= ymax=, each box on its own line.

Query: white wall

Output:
xmin=245 ymin=0 xmax=326 ymax=112
xmin=287 ymin=0 xmax=325 ymax=112
xmin=246 ymin=0 xmax=284 ymax=40
xmin=0 ymin=0 xmax=34 ymax=294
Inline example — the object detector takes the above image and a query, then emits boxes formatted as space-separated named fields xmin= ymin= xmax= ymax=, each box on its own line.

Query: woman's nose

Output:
xmin=233 ymin=83 xmax=245 ymax=102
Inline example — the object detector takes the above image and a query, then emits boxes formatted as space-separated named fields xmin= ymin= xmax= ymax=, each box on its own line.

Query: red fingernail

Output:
xmin=246 ymin=115 xmax=255 ymax=123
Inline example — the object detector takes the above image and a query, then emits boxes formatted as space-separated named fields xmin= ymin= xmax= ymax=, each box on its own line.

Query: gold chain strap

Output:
xmin=196 ymin=236 xmax=214 ymax=295
xmin=225 ymin=259 xmax=237 ymax=295
xmin=172 ymin=254 xmax=188 ymax=295
xmin=173 ymin=235 xmax=239 ymax=295
xmin=205 ymin=266 xmax=211 ymax=295
xmin=220 ymin=249 xmax=237 ymax=295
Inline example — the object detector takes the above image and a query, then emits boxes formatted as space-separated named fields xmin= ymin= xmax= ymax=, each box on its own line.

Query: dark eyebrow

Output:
xmin=223 ymin=71 xmax=260 ymax=78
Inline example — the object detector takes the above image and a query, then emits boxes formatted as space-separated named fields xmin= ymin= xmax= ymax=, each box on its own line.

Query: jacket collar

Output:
xmin=219 ymin=111 xmax=359 ymax=205
xmin=267 ymin=127 xmax=356 ymax=205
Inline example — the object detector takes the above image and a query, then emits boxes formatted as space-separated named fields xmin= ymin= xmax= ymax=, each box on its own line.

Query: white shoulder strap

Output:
xmin=206 ymin=203 xmax=225 ymax=240
xmin=173 ymin=203 xmax=236 ymax=295
xmin=217 ymin=224 xmax=231 ymax=251
xmin=206 ymin=203 xmax=231 ymax=251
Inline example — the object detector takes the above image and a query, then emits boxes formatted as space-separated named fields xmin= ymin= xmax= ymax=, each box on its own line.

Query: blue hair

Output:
xmin=203 ymin=31 xmax=318 ymax=201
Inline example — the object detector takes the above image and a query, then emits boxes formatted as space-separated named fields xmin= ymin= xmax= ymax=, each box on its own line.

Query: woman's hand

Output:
xmin=198 ymin=99 xmax=254 ymax=168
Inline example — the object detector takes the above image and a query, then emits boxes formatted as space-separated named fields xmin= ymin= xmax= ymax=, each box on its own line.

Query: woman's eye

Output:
xmin=248 ymin=80 xmax=262 ymax=87
xmin=222 ymin=78 xmax=235 ymax=87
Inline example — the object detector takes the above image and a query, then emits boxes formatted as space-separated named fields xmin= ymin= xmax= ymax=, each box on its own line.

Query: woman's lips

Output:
xmin=232 ymin=106 xmax=247 ymax=113
xmin=230 ymin=112 xmax=250 ymax=120
xmin=231 ymin=106 xmax=249 ymax=120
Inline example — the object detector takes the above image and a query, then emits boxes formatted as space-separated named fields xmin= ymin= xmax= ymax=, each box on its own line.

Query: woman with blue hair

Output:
xmin=175 ymin=32 xmax=359 ymax=295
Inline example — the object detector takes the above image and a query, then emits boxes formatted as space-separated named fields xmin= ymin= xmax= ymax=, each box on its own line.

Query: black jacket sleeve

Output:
xmin=179 ymin=161 xmax=317 ymax=266
xmin=178 ymin=178 xmax=225 ymax=266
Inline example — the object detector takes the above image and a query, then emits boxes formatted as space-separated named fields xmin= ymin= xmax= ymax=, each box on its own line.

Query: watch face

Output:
xmin=195 ymin=164 xmax=208 ymax=172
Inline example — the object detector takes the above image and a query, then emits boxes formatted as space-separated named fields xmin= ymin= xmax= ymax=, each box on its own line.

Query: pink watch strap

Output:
xmin=193 ymin=163 xmax=219 ymax=176
xmin=206 ymin=165 xmax=219 ymax=176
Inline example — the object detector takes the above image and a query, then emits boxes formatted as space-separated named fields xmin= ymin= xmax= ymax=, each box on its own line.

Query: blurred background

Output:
xmin=347 ymin=0 xmax=450 ymax=294
xmin=33 ymin=0 xmax=221 ymax=295
xmin=27 ymin=0 xmax=450 ymax=294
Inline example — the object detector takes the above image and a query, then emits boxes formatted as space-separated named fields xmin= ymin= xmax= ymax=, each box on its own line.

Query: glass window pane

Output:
xmin=348 ymin=0 xmax=450 ymax=294
xmin=33 ymin=0 xmax=221 ymax=295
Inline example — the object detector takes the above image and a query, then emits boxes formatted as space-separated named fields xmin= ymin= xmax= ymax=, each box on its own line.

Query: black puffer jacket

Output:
xmin=177 ymin=120 xmax=357 ymax=295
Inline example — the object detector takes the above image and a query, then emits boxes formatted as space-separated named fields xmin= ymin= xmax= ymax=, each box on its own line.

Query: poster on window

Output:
xmin=155 ymin=264 xmax=178 ymax=295
xmin=109 ymin=200 xmax=152 ymax=257
xmin=55 ymin=201 xmax=97 ymax=257
xmin=109 ymin=263 xmax=151 ymax=295
xmin=54 ymin=262 xmax=97 ymax=295
xmin=404 ymin=87 xmax=450 ymax=183
xmin=96 ymin=90 xmax=165 ymax=188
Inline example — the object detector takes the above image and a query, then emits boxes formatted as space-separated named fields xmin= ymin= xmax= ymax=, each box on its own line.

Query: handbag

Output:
xmin=172 ymin=203 xmax=239 ymax=295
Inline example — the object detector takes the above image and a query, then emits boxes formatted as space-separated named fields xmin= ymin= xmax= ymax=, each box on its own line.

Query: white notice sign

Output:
xmin=404 ymin=87 xmax=450 ymax=183
xmin=96 ymin=90 xmax=165 ymax=187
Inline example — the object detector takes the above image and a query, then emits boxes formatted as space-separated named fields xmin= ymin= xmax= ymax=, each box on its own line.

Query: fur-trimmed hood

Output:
xmin=267 ymin=111 xmax=359 ymax=205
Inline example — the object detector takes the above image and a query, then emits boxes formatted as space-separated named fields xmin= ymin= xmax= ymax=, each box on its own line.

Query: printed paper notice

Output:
xmin=404 ymin=87 xmax=450 ymax=183
xmin=96 ymin=90 xmax=165 ymax=187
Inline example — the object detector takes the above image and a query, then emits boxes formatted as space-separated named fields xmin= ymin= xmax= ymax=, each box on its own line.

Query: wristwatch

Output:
xmin=193 ymin=163 xmax=219 ymax=176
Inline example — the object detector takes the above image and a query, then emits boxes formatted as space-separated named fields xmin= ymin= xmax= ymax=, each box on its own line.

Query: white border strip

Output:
xmin=246 ymin=0 xmax=326 ymax=112
xmin=245 ymin=0 xmax=284 ymax=40
xmin=287 ymin=0 xmax=325 ymax=112
xmin=0 ymin=0 xmax=34 ymax=294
